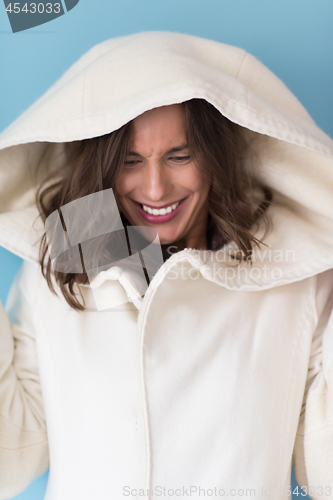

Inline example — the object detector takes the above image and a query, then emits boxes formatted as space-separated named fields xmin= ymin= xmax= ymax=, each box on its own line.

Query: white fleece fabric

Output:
xmin=0 ymin=31 xmax=333 ymax=500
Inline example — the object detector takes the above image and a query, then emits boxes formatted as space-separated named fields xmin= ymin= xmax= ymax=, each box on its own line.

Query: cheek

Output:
xmin=179 ymin=168 xmax=207 ymax=197
xmin=115 ymin=172 xmax=135 ymax=197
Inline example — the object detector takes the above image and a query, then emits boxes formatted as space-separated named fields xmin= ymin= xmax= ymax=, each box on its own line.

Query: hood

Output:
xmin=1 ymin=30 xmax=333 ymax=291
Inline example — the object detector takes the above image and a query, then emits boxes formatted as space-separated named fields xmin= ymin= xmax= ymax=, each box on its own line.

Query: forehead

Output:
xmin=130 ymin=104 xmax=187 ymax=152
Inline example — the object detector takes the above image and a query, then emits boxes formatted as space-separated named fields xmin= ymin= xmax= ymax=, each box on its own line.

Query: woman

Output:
xmin=0 ymin=31 xmax=333 ymax=500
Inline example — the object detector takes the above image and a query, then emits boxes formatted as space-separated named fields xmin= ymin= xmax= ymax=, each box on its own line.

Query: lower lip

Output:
xmin=133 ymin=198 xmax=188 ymax=224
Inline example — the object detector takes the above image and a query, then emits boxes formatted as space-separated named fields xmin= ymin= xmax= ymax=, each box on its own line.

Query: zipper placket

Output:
xmin=135 ymin=249 xmax=202 ymax=499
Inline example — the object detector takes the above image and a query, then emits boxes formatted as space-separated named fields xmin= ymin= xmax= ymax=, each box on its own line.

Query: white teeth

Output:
xmin=142 ymin=201 xmax=180 ymax=215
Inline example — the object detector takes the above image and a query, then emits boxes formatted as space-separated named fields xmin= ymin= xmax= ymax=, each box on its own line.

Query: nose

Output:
xmin=142 ymin=160 xmax=172 ymax=202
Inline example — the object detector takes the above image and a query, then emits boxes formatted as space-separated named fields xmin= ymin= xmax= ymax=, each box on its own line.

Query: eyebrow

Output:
xmin=127 ymin=143 xmax=188 ymax=157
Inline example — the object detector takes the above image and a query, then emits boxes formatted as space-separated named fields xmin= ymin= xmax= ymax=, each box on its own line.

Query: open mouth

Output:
xmin=132 ymin=197 xmax=188 ymax=223
xmin=138 ymin=199 xmax=183 ymax=215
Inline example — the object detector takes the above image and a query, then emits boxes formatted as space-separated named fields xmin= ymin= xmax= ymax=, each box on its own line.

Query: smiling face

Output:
xmin=115 ymin=104 xmax=210 ymax=250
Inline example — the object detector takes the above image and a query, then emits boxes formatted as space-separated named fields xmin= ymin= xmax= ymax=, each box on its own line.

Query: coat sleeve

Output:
xmin=0 ymin=259 xmax=49 ymax=499
xmin=292 ymin=268 xmax=333 ymax=499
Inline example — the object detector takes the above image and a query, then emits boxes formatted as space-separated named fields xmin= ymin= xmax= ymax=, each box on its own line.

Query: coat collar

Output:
xmin=79 ymin=198 xmax=333 ymax=312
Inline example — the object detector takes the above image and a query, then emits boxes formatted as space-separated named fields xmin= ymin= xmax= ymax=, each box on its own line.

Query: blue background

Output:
xmin=0 ymin=1 xmax=332 ymax=498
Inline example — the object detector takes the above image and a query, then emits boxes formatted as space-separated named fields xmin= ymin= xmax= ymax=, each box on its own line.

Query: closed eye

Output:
xmin=124 ymin=160 xmax=141 ymax=166
xmin=170 ymin=156 xmax=190 ymax=162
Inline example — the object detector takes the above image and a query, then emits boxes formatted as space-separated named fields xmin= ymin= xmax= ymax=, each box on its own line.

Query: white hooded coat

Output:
xmin=0 ymin=31 xmax=333 ymax=500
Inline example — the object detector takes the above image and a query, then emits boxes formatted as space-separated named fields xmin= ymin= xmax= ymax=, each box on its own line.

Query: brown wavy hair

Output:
xmin=36 ymin=98 xmax=273 ymax=311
